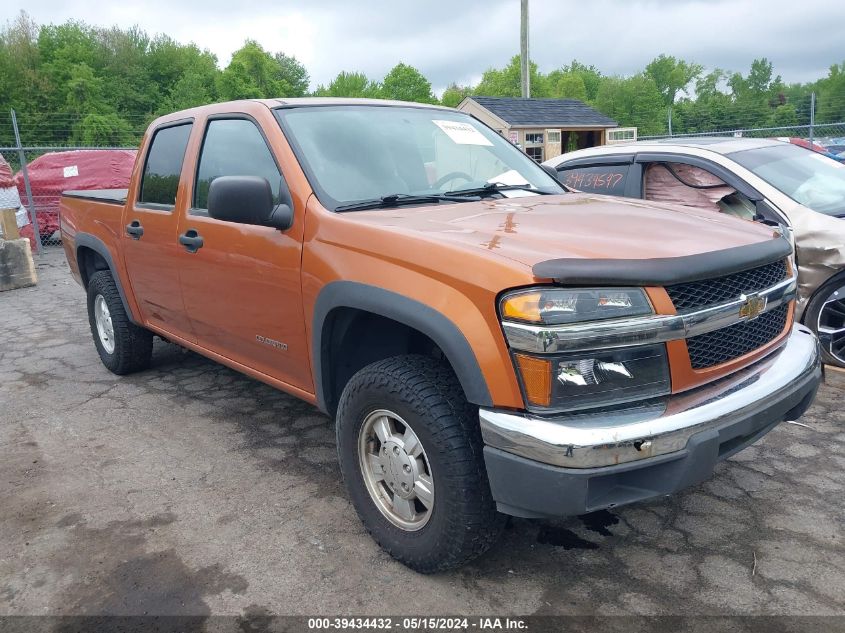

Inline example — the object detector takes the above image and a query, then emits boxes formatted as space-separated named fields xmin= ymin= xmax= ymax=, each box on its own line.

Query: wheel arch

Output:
xmin=800 ymin=268 xmax=845 ymax=323
xmin=75 ymin=233 xmax=137 ymax=324
xmin=312 ymin=281 xmax=492 ymax=416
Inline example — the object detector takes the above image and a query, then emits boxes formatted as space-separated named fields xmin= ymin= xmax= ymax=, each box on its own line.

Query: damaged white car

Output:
xmin=544 ymin=138 xmax=845 ymax=367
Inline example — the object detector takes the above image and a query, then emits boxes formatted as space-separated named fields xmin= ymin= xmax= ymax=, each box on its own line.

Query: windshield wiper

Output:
xmin=445 ymin=182 xmax=550 ymax=197
xmin=334 ymin=192 xmax=481 ymax=212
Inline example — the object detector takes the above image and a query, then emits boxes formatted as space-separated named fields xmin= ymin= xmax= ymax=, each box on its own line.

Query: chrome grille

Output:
xmin=666 ymin=260 xmax=788 ymax=312
xmin=686 ymin=304 xmax=789 ymax=369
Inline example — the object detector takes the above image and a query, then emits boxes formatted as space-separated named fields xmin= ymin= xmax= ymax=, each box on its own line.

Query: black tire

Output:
xmin=336 ymin=354 xmax=505 ymax=573
xmin=86 ymin=270 xmax=153 ymax=375
xmin=802 ymin=271 xmax=845 ymax=368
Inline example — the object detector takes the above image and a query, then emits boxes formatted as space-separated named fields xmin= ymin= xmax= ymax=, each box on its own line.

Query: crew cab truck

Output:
xmin=60 ymin=99 xmax=822 ymax=572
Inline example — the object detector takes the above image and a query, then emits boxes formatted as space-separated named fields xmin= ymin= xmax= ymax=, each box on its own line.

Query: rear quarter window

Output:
xmin=558 ymin=164 xmax=629 ymax=195
xmin=139 ymin=123 xmax=192 ymax=207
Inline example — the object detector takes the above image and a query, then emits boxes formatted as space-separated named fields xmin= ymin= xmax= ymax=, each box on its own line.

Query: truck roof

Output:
xmin=152 ymin=97 xmax=453 ymax=128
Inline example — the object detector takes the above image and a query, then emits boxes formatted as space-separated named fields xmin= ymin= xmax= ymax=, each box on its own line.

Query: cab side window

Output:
xmin=194 ymin=119 xmax=285 ymax=211
xmin=139 ymin=123 xmax=192 ymax=208
xmin=557 ymin=164 xmax=629 ymax=195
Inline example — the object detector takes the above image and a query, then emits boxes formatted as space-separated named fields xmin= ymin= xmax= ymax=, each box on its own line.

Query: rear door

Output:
xmin=175 ymin=114 xmax=311 ymax=392
xmin=121 ymin=121 xmax=196 ymax=341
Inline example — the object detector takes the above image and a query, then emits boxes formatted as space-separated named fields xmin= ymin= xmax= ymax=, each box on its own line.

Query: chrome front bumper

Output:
xmin=480 ymin=324 xmax=821 ymax=469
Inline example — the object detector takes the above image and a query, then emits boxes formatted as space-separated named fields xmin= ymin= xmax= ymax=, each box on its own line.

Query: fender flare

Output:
xmin=312 ymin=281 xmax=492 ymax=413
xmin=74 ymin=232 xmax=137 ymax=323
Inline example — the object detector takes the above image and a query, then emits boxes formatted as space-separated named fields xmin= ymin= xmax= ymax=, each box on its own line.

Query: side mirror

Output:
xmin=207 ymin=175 xmax=293 ymax=230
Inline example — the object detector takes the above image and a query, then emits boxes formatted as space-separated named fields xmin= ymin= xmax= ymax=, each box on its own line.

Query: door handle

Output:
xmin=125 ymin=220 xmax=144 ymax=239
xmin=178 ymin=229 xmax=204 ymax=253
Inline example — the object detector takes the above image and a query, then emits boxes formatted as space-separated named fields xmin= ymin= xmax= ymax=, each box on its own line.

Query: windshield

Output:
xmin=729 ymin=143 xmax=845 ymax=217
xmin=274 ymin=105 xmax=563 ymax=210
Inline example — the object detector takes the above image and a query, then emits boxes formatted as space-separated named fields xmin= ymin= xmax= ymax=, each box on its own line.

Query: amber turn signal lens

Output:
xmin=501 ymin=292 xmax=543 ymax=322
xmin=514 ymin=353 xmax=551 ymax=407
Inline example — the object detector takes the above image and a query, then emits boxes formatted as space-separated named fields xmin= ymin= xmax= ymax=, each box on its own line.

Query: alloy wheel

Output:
xmin=358 ymin=409 xmax=435 ymax=531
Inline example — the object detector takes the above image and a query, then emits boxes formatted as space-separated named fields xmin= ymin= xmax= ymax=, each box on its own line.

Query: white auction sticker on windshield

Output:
xmin=433 ymin=120 xmax=493 ymax=146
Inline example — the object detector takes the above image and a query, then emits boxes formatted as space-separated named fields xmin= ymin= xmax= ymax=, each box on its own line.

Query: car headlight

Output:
xmin=512 ymin=345 xmax=670 ymax=411
xmin=500 ymin=287 xmax=653 ymax=325
xmin=500 ymin=287 xmax=670 ymax=412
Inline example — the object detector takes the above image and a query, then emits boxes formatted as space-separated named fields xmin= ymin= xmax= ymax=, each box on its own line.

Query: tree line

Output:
xmin=1 ymin=11 xmax=844 ymax=147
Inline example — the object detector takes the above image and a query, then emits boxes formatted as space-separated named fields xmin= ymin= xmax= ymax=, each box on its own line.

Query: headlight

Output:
xmin=500 ymin=287 xmax=652 ymax=325
xmin=513 ymin=345 xmax=670 ymax=412
xmin=500 ymin=287 xmax=668 ymax=412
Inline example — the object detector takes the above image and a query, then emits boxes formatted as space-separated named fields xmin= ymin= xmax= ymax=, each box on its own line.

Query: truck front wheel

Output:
xmin=86 ymin=271 xmax=153 ymax=375
xmin=336 ymin=355 xmax=505 ymax=573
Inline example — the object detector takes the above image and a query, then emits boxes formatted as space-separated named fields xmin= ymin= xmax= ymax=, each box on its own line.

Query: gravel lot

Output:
xmin=1 ymin=249 xmax=843 ymax=617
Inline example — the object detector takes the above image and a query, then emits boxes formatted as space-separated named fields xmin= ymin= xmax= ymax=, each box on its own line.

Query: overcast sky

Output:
xmin=4 ymin=0 xmax=845 ymax=94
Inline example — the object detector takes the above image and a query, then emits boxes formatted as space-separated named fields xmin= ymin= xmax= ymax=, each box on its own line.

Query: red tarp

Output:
xmin=15 ymin=149 xmax=136 ymax=247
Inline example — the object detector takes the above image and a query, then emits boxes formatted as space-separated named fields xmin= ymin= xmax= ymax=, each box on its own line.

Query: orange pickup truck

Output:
xmin=60 ymin=98 xmax=821 ymax=572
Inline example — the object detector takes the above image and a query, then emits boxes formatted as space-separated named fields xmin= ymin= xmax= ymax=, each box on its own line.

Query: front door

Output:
xmin=176 ymin=116 xmax=311 ymax=391
xmin=121 ymin=121 xmax=196 ymax=341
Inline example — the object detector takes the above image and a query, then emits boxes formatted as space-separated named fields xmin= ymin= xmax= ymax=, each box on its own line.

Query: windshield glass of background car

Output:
xmin=730 ymin=143 xmax=845 ymax=216
xmin=275 ymin=106 xmax=562 ymax=209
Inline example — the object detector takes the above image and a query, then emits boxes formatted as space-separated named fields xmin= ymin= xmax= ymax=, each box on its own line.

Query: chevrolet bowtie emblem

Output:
xmin=739 ymin=293 xmax=767 ymax=320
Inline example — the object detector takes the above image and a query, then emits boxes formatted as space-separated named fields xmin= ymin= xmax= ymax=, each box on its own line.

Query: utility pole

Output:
xmin=520 ymin=0 xmax=530 ymax=98
xmin=809 ymin=91 xmax=816 ymax=146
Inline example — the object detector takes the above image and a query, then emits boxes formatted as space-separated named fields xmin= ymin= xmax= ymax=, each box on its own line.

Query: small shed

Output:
xmin=457 ymin=96 xmax=618 ymax=162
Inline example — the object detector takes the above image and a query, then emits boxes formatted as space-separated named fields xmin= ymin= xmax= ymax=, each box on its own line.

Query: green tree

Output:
xmin=817 ymin=62 xmax=845 ymax=123
xmin=727 ymin=58 xmax=783 ymax=128
xmin=218 ymin=40 xmax=296 ymax=99
xmin=65 ymin=62 xmax=104 ymax=113
xmin=440 ymin=83 xmax=471 ymax=107
xmin=72 ymin=112 xmax=134 ymax=145
xmin=164 ymin=71 xmax=214 ymax=111
xmin=0 ymin=12 xmax=46 ymax=143
xmin=274 ymin=52 xmax=309 ymax=96
xmin=549 ymin=72 xmax=587 ymax=101
xmin=769 ymin=103 xmax=799 ymax=127
xmin=594 ymin=74 xmax=666 ymax=135
xmin=381 ymin=63 xmax=435 ymax=103
xmin=313 ymin=71 xmax=380 ymax=98
xmin=644 ymin=54 xmax=702 ymax=106
xmin=474 ymin=55 xmax=549 ymax=97
xmin=147 ymin=35 xmax=219 ymax=112
xmin=95 ymin=26 xmax=159 ymax=117
xmin=549 ymin=61 xmax=603 ymax=101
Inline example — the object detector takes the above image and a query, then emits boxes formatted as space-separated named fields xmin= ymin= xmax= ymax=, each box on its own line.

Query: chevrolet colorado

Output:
xmin=60 ymin=98 xmax=822 ymax=572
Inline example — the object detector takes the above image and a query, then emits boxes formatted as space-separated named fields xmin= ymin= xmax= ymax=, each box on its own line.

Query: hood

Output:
xmin=348 ymin=193 xmax=780 ymax=268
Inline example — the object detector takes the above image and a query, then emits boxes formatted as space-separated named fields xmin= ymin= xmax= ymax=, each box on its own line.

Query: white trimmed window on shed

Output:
xmin=607 ymin=127 xmax=637 ymax=144
xmin=525 ymin=132 xmax=544 ymax=144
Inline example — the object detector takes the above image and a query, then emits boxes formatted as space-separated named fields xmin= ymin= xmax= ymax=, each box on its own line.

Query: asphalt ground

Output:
xmin=1 ymin=249 xmax=843 ymax=621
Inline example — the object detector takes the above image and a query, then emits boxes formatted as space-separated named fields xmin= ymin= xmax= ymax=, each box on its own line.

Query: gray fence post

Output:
xmin=11 ymin=109 xmax=41 ymax=254
xmin=809 ymin=92 xmax=816 ymax=146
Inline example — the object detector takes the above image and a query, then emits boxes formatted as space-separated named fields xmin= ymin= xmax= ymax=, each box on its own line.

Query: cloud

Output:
xmin=4 ymin=0 xmax=844 ymax=92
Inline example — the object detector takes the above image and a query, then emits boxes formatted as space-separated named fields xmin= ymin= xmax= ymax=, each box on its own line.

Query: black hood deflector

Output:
xmin=532 ymin=235 xmax=791 ymax=286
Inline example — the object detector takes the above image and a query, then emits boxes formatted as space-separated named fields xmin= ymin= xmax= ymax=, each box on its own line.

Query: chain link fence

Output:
xmin=0 ymin=110 xmax=141 ymax=252
xmin=640 ymin=121 xmax=845 ymax=145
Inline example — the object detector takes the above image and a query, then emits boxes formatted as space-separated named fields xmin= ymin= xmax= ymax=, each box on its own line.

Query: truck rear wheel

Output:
xmin=336 ymin=355 xmax=504 ymax=573
xmin=86 ymin=270 xmax=153 ymax=375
